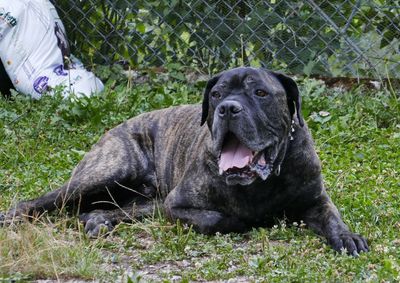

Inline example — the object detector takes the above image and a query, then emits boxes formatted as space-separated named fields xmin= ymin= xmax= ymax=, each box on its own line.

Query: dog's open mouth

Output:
xmin=218 ymin=132 xmax=274 ymax=181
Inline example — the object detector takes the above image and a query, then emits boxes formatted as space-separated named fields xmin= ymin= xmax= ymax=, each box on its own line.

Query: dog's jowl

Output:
xmin=1 ymin=67 xmax=368 ymax=255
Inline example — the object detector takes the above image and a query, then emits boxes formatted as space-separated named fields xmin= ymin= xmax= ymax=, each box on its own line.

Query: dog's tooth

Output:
xmin=219 ymin=168 xmax=223 ymax=175
xmin=258 ymin=153 xmax=266 ymax=166
xmin=260 ymin=173 xmax=268 ymax=181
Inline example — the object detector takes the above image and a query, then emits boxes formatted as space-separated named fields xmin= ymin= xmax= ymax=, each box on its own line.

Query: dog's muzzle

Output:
xmin=212 ymin=100 xmax=279 ymax=185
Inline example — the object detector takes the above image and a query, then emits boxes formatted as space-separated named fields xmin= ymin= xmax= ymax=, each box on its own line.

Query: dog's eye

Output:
xmin=246 ymin=76 xmax=254 ymax=83
xmin=255 ymin=90 xmax=268 ymax=97
xmin=211 ymin=91 xmax=221 ymax=99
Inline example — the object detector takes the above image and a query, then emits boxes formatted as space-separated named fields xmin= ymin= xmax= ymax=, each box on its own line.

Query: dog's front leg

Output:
xmin=164 ymin=188 xmax=247 ymax=234
xmin=166 ymin=207 xmax=247 ymax=234
xmin=302 ymin=192 xmax=369 ymax=256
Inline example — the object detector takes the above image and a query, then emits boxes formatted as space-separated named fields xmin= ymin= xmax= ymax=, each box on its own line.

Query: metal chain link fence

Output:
xmin=54 ymin=0 xmax=400 ymax=78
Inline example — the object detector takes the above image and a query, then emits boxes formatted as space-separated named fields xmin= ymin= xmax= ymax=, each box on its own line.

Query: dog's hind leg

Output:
xmin=4 ymin=127 xmax=156 ymax=221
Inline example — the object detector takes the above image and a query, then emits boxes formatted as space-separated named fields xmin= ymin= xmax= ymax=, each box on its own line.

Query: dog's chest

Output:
xmin=211 ymin=179 xmax=292 ymax=221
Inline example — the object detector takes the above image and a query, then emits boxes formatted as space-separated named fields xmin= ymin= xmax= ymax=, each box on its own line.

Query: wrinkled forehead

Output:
xmin=216 ymin=67 xmax=284 ymax=93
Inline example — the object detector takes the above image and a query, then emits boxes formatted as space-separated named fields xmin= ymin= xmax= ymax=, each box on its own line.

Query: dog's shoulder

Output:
xmin=107 ymin=104 xmax=202 ymax=136
xmin=125 ymin=104 xmax=201 ymax=126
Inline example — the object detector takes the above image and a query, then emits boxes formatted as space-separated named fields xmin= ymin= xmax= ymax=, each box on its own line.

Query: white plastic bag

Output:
xmin=0 ymin=0 xmax=104 ymax=99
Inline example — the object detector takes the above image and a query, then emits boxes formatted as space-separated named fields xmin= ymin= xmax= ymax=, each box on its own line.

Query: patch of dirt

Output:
xmin=310 ymin=75 xmax=400 ymax=91
xmin=36 ymin=281 xmax=97 ymax=283
xmin=94 ymin=231 xmax=289 ymax=282
xmin=119 ymin=65 xmax=400 ymax=92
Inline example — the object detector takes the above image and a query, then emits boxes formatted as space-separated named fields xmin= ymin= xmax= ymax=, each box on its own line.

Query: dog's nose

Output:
xmin=218 ymin=100 xmax=243 ymax=118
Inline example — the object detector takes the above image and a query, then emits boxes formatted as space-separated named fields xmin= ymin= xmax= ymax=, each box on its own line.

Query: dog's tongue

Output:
xmin=219 ymin=136 xmax=252 ymax=172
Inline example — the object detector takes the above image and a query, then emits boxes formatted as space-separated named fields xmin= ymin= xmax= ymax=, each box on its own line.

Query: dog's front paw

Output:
xmin=328 ymin=231 xmax=369 ymax=256
xmin=0 ymin=208 xmax=25 ymax=226
xmin=80 ymin=213 xmax=114 ymax=238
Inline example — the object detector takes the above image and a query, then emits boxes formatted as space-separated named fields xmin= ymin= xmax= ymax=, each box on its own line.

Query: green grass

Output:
xmin=0 ymin=74 xmax=399 ymax=282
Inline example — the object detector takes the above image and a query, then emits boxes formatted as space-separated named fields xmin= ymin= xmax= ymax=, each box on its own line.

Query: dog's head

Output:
xmin=201 ymin=67 xmax=303 ymax=186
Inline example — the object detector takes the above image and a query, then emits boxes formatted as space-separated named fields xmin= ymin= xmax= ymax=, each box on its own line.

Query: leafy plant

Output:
xmin=54 ymin=1 xmax=400 ymax=77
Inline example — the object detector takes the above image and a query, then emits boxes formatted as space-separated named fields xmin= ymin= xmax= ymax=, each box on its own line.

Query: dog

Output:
xmin=1 ymin=67 xmax=368 ymax=255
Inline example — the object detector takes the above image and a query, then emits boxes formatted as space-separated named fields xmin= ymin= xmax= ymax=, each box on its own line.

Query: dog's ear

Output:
xmin=201 ymin=74 xmax=221 ymax=126
xmin=272 ymin=72 xmax=304 ymax=127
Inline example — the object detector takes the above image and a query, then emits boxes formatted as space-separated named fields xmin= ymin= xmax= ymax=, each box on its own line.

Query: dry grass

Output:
xmin=0 ymin=215 xmax=108 ymax=281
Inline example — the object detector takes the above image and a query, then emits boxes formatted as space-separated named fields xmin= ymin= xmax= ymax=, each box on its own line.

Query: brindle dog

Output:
xmin=1 ymin=67 xmax=368 ymax=255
